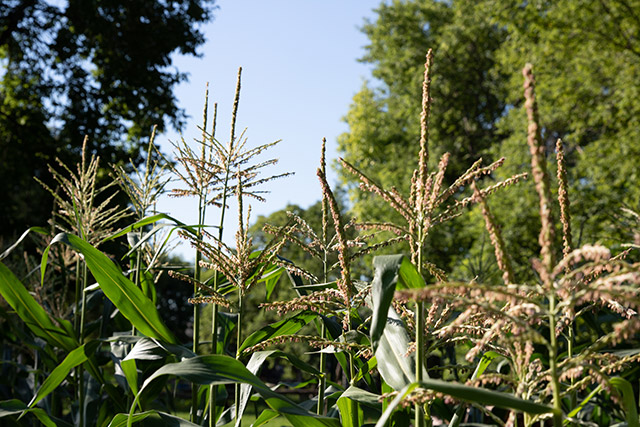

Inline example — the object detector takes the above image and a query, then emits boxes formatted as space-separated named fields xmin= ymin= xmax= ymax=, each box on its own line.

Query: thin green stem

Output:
xmin=415 ymin=225 xmax=426 ymax=427
xmin=235 ymin=292 xmax=244 ymax=426
xmin=548 ymin=294 xmax=563 ymax=427
xmin=78 ymin=261 xmax=88 ymax=427
xmin=192 ymin=187 xmax=206 ymax=423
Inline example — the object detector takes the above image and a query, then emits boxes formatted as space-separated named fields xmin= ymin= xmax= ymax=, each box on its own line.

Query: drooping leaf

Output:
xmin=47 ymin=233 xmax=177 ymax=344
xmin=29 ymin=340 xmax=100 ymax=407
xmin=237 ymin=350 xmax=323 ymax=427
xmin=376 ymin=380 xmax=556 ymax=427
xmin=103 ymin=213 xmax=201 ymax=243
xmin=109 ymin=410 xmax=200 ymax=427
xmin=0 ymin=261 xmax=77 ymax=351
xmin=0 ymin=227 xmax=48 ymax=261
xmin=0 ymin=399 xmax=57 ymax=427
xmin=129 ymin=355 xmax=340 ymax=427
xmin=239 ymin=311 xmax=319 ymax=353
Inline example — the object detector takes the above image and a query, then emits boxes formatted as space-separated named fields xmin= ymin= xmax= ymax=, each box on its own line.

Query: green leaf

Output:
xmin=237 ymin=350 xmax=323 ymax=427
xmin=239 ymin=311 xmax=318 ymax=353
xmin=0 ymin=227 xmax=48 ymax=261
xmin=370 ymin=255 xmax=403 ymax=350
xmin=564 ymin=385 xmax=602 ymax=425
xmin=29 ymin=340 xmax=100 ymax=407
xmin=120 ymin=359 xmax=139 ymax=397
xmin=49 ymin=233 xmax=177 ymax=344
xmin=449 ymin=351 xmax=500 ymax=427
xmin=109 ymin=410 xmax=200 ymax=427
xmin=130 ymin=355 xmax=340 ymax=427
xmin=252 ymin=408 xmax=279 ymax=426
xmin=0 ymin=400 xmax=57 ymax=427
xmin=337 ymin=392 xmax=364 ymax=427
xmin=340 ymin=385 xmax=382 ymax=410
xmin=376 ymin=380 xmax=555 ymax=427
xmin=0 ymin=261 xmax=77 ymax=351
xmin=610 ymin=377 xmax=640 ymax=427
xmin=397 ymin=256 xmax=426 ymax=289
xmin=103 ymin=213 xmax=201 ymax=243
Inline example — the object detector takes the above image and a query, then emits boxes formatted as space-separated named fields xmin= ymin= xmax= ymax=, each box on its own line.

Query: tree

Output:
xmin=0 ymin=0 xmax=216 ymax=240
xmin=338 ymin=0 xmax=508 ymax=275
xmin=338 ymin=0 xmax=640 ymax=281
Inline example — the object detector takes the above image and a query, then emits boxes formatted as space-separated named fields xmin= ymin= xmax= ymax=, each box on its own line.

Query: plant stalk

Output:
xmin=548 ymin=294 xmax=563 ymax=427
xmin=235 ymin=292 xmax=244 ymax=426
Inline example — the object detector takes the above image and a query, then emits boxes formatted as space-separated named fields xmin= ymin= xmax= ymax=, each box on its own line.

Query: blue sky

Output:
xmin=156 ymin=1 xmax=382 ymax=259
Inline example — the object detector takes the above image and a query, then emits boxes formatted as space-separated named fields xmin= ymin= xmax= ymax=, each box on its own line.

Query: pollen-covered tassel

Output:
xmin=472 ymin=181 xmax=515 ymax=284
xmin=523 ymin=63 xmax=556 ymax=281
xmin=556 ymin=138 xmax=572 ymax=266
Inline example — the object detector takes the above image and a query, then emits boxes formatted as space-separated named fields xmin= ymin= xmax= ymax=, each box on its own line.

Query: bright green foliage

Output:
xmin=0 ymin=0 xmax=216 ymax=239
xmin=339 ymin=0 xmax=640 ymax=281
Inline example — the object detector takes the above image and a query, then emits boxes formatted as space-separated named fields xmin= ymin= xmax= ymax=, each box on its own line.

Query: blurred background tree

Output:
xmin=0 ymin=0 xmax=217 ymax=241
xmin=334 ymin=0 xmax=640 ymax=282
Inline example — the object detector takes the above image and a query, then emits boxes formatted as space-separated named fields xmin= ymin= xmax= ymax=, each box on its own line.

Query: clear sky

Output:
xmin=156 ymin=0 xmax=382 ymax=259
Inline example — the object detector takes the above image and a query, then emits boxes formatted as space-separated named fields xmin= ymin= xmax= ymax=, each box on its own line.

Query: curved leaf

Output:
xmin=0 ymin=262 xmax=77 ymax=351
xmin=0 ymin=227 xmax=48 ymax=261
xmin=239 ymin=311 xmax=318 ymax=353
xmin=29 ymin=340 xmax=100 ymax=407
xmin=376 ymin=380 xmax=556 ymax=427
xmin=103 ymin=213 xmax=202 ymax=243
xmin=109 ymin=410 xmax=199 ymax=427
xmin=610 ymin=377 xmax=640 ymax=427
xmin=130 ymin=355 xmax=340 ymax=427
xmin=48 ymin=233 xmax=177 ymax=344
xmin=237 ymin=350 xmax=323 ymax=427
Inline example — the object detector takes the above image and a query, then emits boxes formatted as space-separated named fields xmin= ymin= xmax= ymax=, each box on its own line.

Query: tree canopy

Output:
xmin=336 ymin=0 xmax=640 ymax=281
xmin=0 ymin=0 xmax=216 ymax=239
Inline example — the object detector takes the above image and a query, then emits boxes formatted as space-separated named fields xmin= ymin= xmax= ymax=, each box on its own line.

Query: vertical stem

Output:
xmin=317 ymin=322 xmax=327 ymax=415
xmin=414 ymin=300 xmax=425 ymax=427
xmin=235 ymin=292 xmax=244 ymax=426
xmin=548 ymin=294 xmax=563 ymax=427
xmin=78 ymin=261 xmax=88 ymax=427
xmin=192 ymin=190 xmax=205 ymax=423
xmin=318 ymin=180 xmax=329 ymax=416
xmin=414 ymin=227 xmax=426 ymax=427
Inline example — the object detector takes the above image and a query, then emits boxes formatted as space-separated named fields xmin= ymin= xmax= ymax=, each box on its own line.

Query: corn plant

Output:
xmin=0 ymin=47 xmax=639 ymax=427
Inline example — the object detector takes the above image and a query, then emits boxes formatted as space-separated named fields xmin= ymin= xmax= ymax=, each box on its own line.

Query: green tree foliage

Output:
xmin=0 ymin=0 xmax=216 ymax=239
xmin=338 ymin=0 xmax=640 ymax=280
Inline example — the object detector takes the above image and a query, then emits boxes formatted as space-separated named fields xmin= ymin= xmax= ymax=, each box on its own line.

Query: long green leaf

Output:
xmin=237 ymin=350 xmax=323 ymax=427
xmin=103 ymin=213 xmax=202 ymax=243
xmin=239 ymin=311 xmax=318 ymax=353
xmin=252 ymin=408 xmax=279 ymax=426
xmin=130 ymin=355 xmax=340 ymax=427
xmin=337 ymin=393 xmax=363 ymax=427
xmin=29 ymin=340 xmax=100 ymax=407
xmin=120 ymin=359 xmax=139 ymax=397
xmin=0 ymin=399 xmax=57 ymax=427
xmin=0 ymin=227 xmax=48 ymax=261
xmin=109 ymin=410 xmax=200 ymax=426
xmin=370 ymin=255 xmax=403 ymax=349
xmin=376 ymin=380 xmax=556 ymax=427
xmin=564 ymin=385 xmax=602 ymax=425
xmin=0 ymin=262 xmax=77 ymax=351
xmin=49 ymin=233 xmax=177 ymax=344
xmin=610 ymin=377 xmax=640 ymax=427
